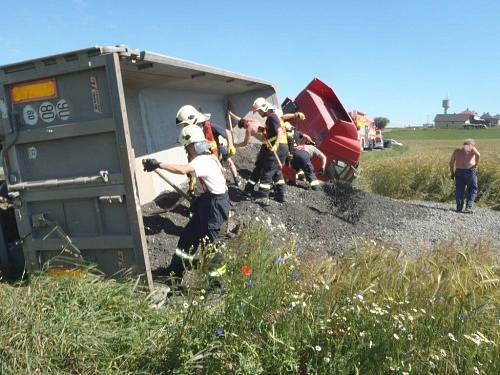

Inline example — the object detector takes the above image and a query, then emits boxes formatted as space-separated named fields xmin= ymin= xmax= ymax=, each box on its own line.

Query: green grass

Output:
xmin=1 ymin=225 xmax=498 ymax=374
xmin=384 ymin=127 xmax=500 ymax=140
xmin=360 ymin=145 xmax=408 ymax=163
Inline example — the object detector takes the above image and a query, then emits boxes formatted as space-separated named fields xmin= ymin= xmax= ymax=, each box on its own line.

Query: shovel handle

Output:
xmin=153 ymin=170 xmax=192 ymax=202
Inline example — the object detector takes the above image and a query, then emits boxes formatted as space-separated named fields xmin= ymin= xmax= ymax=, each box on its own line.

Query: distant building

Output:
xmin=434 ymin=113 xmax=470 ymax=129
xmin=481 ymin=112 xmax=500 ymax=126
xmin=435 ymin=99 xmax=498 ymax=128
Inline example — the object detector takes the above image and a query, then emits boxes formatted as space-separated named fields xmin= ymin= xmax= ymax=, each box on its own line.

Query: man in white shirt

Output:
xmin=143 ymin=124 xmax=229 ymax=279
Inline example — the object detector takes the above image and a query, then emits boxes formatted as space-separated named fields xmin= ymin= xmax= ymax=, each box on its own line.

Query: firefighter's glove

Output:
xmin=270 ymin=144 xmax=278 ymax=153
xmin=295 ymin=112 xmax=306 ymax=121
xmin=188 ymin=175 xmax=197 ymax=194
xmin=143 ymin=158 xmax=160 ymax=172
xmin=227 ymin=145 xmax=236 ymax=157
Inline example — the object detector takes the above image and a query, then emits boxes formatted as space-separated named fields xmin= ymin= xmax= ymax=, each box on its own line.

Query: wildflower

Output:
xmin=291 ymin=270 xmax=300 ymax=280
xmin=324 ymin=284 xmax=330 ymax=291
xmin=430 ymin=354 xmax=440 ymax=361
xmin=183 ymin=302 xmax=189 ymax=309
xmin=239 ymin=302 xmax=247 ymax=310
xmin=276 ymin=256 xmax=285 ymax=265
xmin=241 ymin=265 xmax=252 ymax=277
xmin=407 ymin=334 xmax=413 ymax=341
xmin=215 ymin=328 xmax=225 ymax=337
xmin=369 ymin=340 xmax=373 ymax=348
xmin=291 ymin=301 xmax=298 ymax=308
xmin=200 ymin=289 xmax=206 ymax=294
xmin=247 ymin=279 xmax=256 ymax=286
xmin=386 ymin=266 xmax=393 ymax=273
xmin=448 ymin=333 xmax=457 ymax=342
xmin=458 ymin=313 xmax=466 ymax=323
xmin=439 ymin=349 xmax=447 ymax=358
xmin=302 ymin=301 xmax=307 ymax=308
xmin=324 ymin=357 xmax=331 ymax=363
xmin=420 ymin=308 xmax=426 ymax=314
xmin=199 ymin=295 xmax=205 ymax=301
xmin=429 ymin=361 xmax=436 ymax=369
xmin=473 ymin=366 xmax=480 ymax=375
xmin=315 ymin=345 xmax=322 ymax=352
xmin=355 ymin=293 xmax=364 ymax=301
xmin=402 ymin=372 xmax=410 ymax=375
xmin=296 ymin=247 xmax=305 ymax=256
xmin=359 ymin=331 xmax=367 ymax=337
xmin=192 ymin=300 xmax=198 ymax=306
xmin=393 ymin=333 xmax=400 ymax=340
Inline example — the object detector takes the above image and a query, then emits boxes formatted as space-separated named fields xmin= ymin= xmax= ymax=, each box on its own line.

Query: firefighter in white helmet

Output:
xmin=176 ymin=105 xmax=241 ymax=186
xmin=143 ymin=124 xmax=229 ymax=279
xmin=243 ymin=97 xmax=289 ymax=203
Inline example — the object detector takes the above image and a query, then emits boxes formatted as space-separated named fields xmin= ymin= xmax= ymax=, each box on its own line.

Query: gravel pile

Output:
xmin=142 ymin=145 xmax=500 ymax=270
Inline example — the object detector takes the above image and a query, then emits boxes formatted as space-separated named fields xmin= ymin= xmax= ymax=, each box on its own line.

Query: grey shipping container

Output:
xmin=0 ymin=45 xmax=278 ymax=287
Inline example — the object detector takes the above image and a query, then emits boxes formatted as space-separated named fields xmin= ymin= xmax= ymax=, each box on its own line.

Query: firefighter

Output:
xmin=176 ymin=105 xmax=241 ymax=186
xmin=142 ymin=124 xmax=230 ymax=279
xmin=286 ymin=124 xmax=327 ymax=191
xmin=243 ymin=98 xmax=288 ymax=203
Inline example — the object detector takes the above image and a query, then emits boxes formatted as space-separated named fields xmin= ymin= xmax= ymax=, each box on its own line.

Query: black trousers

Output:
xmin=166 ymin=192 xmax=230 ymax=278
xmin=291 ymin=149 xmax=317 ymax=182
xmin=246 ymin=144 xmax=287 ymax=201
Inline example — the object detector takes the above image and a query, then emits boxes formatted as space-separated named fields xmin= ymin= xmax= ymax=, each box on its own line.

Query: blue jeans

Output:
xmin=455 ymin=168 xmax=478 ymax=210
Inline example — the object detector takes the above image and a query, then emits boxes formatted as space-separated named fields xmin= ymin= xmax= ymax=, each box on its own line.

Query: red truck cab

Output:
xmin=282 ymin=78 xmax=361 ymax=182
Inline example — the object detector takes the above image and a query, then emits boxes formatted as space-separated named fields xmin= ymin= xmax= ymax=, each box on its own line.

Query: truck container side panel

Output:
xmin=1 ymin=51 xmax=151 ymax=285
xmin=16 ymin=133 xmax=120 ymax=181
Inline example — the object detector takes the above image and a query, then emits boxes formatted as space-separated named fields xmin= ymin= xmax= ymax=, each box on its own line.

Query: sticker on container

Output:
xmin=90 ymin=76 xmax=103 ymax=114
xmin=0 ymin=99 xmax=8 ymax=119
xmin=39 ymin=101 xmax=56 ymax=123
xmin=56 ymin=99 xmax=71 ymax=121
xmin=23 ymin=104 xmax=38 ymax=126
xmin=27 ymin=146 xmax=37 ymax=160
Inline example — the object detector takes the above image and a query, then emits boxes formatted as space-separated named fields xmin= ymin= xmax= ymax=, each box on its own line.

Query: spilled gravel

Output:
xmin=142 ymin=145 xmax=500 ymax=270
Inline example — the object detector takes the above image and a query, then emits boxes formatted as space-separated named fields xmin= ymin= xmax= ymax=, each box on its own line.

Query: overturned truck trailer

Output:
xmin=0 ymin=45 xmax=278 ymax=286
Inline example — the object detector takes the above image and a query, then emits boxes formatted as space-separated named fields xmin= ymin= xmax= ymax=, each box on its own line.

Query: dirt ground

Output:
xmin=142 ymin=145 xmax=500 ymax=271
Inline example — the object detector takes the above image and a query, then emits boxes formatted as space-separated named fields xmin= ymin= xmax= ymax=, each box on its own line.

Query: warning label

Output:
xmin=90 ymin=76 xmax=103 ymax=114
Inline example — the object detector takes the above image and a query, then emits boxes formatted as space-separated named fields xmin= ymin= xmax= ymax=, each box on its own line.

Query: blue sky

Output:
xmin=2 ymin=0 xmax=499 ymax=126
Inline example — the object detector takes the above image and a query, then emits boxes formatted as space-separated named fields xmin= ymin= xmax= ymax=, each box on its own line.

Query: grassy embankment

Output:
xmin=1 ymin=224 xmax=498 ymax=374
xmin=356 ymin=128 xmax=500 ymax=209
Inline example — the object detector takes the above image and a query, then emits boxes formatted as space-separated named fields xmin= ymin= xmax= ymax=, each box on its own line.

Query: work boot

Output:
xmin=243 ymin=182 xmax=254 ymax=197
xmin=464 ymin=207 xmax=474 ymax=214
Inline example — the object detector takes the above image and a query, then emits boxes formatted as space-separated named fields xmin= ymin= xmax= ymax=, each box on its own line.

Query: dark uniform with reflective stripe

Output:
xmin=291 ymin=131 xmax=321 ymax=190
xmin=245 ymin=113 xmax=287 ymax=202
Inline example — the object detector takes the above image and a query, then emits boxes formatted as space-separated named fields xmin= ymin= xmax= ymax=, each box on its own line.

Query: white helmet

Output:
xmin=252 ymin=97 xmax=276 ymax=113
xmin=178 ymin=124 xmax=206 ymax=146
xmin=176 ymin=105 xmax=210 ymax=126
